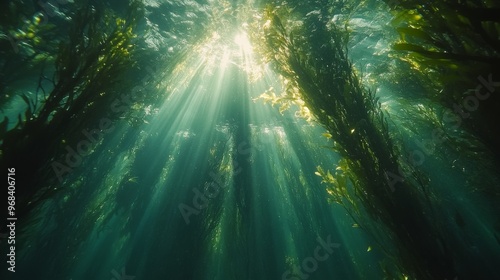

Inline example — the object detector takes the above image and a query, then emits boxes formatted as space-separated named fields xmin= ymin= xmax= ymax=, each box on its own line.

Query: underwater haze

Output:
xmin=1 ymin=0 xmax=500 ymax=279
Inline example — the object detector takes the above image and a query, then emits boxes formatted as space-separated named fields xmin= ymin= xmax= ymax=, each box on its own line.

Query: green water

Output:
xmin=1 ymin=0 xmax=500 ymax=279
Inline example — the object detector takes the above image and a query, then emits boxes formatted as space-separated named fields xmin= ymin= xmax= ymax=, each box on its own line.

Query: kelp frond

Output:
xmin=252 ymin=5 xmax=456 ymax=279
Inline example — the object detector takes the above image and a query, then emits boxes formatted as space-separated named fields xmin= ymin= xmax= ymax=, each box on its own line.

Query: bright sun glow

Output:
xmin=234 ymin=32 xmax=252 ymax=53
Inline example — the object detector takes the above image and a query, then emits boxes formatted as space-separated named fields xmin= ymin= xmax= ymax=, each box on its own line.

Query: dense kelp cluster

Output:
xmin=0 ymin=0 xmax=148 ymax=228
xmin=249 ymin=2 xmax=500 ymax=278
xmin=385 ymin=0 xmax=500 ymax=232
xmin=386 ymin=0 xmax=500 ymax=160
xmin=1 ymin=0 xmax=499 ymax=279
xmin=0 ymin=1 xmax=66 ymax=109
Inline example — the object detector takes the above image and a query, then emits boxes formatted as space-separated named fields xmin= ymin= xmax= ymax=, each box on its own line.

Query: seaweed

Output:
xmin=252 ymin=5 xmax=457 ymax=279
xmin=386 ymin=0 xmax=500 ymax=161
xmin=0 ymin=0 xmax=145 ymax=229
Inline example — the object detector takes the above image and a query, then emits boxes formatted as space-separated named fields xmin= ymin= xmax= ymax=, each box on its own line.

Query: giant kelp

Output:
xmin=0 ymin=2 xmax=64 ymax=107
xmin=386 ymin=0 xmax=500 ymax=161
xmin=0 ymin=0 xmax=145 ymax=229
xmin=384 ymin=0 xmax=500 ymax=240
xmin=252 ymin=5 xmax=459 ymax=279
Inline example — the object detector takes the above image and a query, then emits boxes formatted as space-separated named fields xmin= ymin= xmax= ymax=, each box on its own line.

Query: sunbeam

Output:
xmin=3 ymin=0 xmax=500 ymax=279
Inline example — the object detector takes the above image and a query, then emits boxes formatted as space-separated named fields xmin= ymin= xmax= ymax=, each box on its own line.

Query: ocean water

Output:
xmin=1 ymin=0 xmax=500 ymax=279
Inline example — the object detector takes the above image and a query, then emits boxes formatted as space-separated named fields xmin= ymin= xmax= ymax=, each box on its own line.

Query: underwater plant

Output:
xmin=0 ymin=1 xmax=65 ymax=109
xmin=252 ymin=5 xmax=462 ymax=279
xmin=0 ymin=0 xmax=145 ymax=229
xmin=384 ymin=1 xmax=500 ymax=246
xmin=385 ymin=0 xmax=500 ymax=161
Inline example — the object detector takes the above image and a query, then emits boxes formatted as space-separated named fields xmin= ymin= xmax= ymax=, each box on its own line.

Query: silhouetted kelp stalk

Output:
xmin=0 ymin=0 xmax=145 ymax=231
xmin=178 ymin=132 xmax=276 ymax=224
xmin=252 ymin=6 xmax=456 ymax=279
xmin=50 ymin=65 xmax=161 ymax=182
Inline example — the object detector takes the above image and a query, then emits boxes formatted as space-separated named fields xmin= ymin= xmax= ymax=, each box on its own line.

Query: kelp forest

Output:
xmin=1 ymin=0 xmax=499 ymax=279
